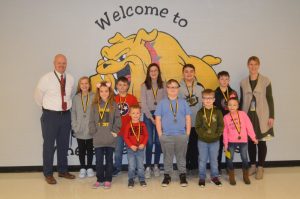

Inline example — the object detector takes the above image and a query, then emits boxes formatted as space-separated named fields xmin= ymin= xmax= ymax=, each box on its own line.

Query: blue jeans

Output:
xmin=95 ymin=147 xmax=114 ymax=182
xmin=144 ymin=112 xmax=161 ymax=166
xmin=198 ymin=140 xmax=219 ymax=179
xmin=114 ymin=136 xmax=125 ymax=171
xmin=227 ymin=143 xmax=249 ymax=170
xmin=127 ymin=148 xmax=145 ymax=181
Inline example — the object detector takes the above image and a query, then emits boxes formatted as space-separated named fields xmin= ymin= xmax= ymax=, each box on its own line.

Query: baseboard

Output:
xmin=1 ymin=160 xmax=299 ymax=173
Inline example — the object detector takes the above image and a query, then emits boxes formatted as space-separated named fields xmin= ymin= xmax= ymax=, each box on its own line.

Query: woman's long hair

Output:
xmin=144 ymin=63 xmax=164 ymax=90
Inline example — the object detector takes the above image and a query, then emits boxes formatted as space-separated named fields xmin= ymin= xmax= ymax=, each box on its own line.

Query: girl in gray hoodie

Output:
xmin=89 ymin=81 xmax=121 ymax=189
xmin=71 ymin=77 xmax=95 ymax=179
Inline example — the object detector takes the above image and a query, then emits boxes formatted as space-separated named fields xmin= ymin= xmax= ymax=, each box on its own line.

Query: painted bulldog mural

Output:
xmin=90 ymin=28 xmax=221 ymax=100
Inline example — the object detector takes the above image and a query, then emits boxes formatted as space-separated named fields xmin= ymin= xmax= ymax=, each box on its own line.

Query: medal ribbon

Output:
xmin=169 ymin=97 xmax=178 ymax=120
xmin=81 ymin=93 xmax=89 ymax=113
xmin=221 ymin=88 xmax=229 ymax=102
xmin=203 ymin=107 xmax=214 ymax=127
xmin=151 ymin=86 xmax=158 ymax=103
xmin=98 ymin=100 xmax=109 ymax=120
xmin=185 ymin=80 xmax=194 ymax=99
xmin=119 ymin=95 xmax=127 ymax=111
xmin=229 ymin=111 xmax=241 ymax=134
xmin=130 ymin=121 xmax=141 ymax=144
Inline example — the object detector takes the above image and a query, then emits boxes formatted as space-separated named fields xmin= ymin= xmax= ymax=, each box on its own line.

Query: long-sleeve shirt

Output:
xmin=115 ymin=94 xmax=138 ymax=136
xmin=89 ymin=101 xmax=121 ymax=148
xmin=141 ymin=82 xmax=166 ymax=120
xmin=34 ymin=71 xmax=75 ymax=111
xmin=123 ymin=121 xmax=149 ymax=147
xmin=195 ymin=106 xmax=224 ymax=143
xmin=223 ymin=111 xmax=257 ymax=150
xmin=71 ymin=92 xmax=94 ymax=139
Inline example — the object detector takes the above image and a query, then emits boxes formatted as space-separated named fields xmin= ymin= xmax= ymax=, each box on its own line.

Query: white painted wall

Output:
xmin=0 ymin=0 xmax=299 ymax=166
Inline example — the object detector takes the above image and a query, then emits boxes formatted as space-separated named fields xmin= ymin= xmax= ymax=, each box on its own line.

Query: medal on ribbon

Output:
xmin=169 ymin=97 xmax=178 ymax=123
xmin=81 ymin=93 xmax=89 ymax=117
xmin=98 ymin=100 xmax=109 ymax=126
xmin=230 ymin=111 xmax=242 ymax=140
xmin=130 ymin=121 xmax=141 ymax=146
xmin=203 ymin=107 xmax=214 ymax=133
xmin=152 ymin=86 xmax=158 ymax=105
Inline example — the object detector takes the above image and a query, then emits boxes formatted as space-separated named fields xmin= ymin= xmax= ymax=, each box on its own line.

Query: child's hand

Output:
xmin=111 ymin=132 xmax=118 ymax=137
xmin=131 ymin=146 xmax=138 ymax=151
xmin=138 ymin=144 xmax=145 ymax=149
xmin=253 ymin=139 xmax=258 ymax=144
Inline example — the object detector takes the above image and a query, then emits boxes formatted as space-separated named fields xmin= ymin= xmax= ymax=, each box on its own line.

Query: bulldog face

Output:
xmin=96 ymin=32 xmax=153 ymax=92
xmin=91 ymin=28 xmax=220 ymax=100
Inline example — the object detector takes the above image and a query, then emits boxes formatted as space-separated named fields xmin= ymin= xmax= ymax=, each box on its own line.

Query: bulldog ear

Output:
xmin=108 ymin=32 xmax=126 ymax=44
xmin=134 ymin=28 xmax=158 ymax=45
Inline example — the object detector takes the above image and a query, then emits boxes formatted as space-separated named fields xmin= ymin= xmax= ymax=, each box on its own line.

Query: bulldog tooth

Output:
xmin=113 ymin=73 xmax=118 ymax=79
xmin=101 ymin=75 xmax=105 ymax=80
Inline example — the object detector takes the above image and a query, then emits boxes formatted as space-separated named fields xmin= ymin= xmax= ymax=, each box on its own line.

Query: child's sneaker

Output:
xmin=87 ymin=168 xmax=94 ymax=177
xmin=128 ymin=179 xmax=134 ymax=188
xmin=92 ymin=181 xmax=103 ymax=189
xmin=145 ymin=167 xmax=151 ymax=179
xmin=179 ymin=173 xmax=188 ymax=187
xmin=211 ymin=177 xmax=222 ymax=187
xmin=79 ymin=168 xmax=87 ymax=179
xmin=198 ymin=179 xmax=205 ymax=188
xmin=161 ymin=174 xmax=171 ymax=187
xmin=140 ymin=181 xmax=147 ymax=187
xmin=104 ymin=181 xmax=111 ymax=189
xmin=153 ymin=165 xmax=160 ymax=177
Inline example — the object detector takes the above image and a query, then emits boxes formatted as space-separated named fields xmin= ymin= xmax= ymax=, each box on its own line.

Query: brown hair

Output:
xmin=144 ymin=63 xmax=164 ymax=90
xmin=182 ymin=63 xmax=195 ymax=72
xmin=247 ymin=56 xmax=260 ymax=65
xmin=92 ymin=81 xmax=115 ymax=108
xmin=217 ymin=71 xmax=230 ymax=79
xmin=116 ymin=76 xmax=129 ymax=85
xmin=202 ymin=89 xmax=215 ymax=97
xmin=130 ymin=104 xmax=142 ymax=112
xmin=166 ymin=79 xmax=180 ymax=87
xmin=76 ymin=76 xmax=91 ymax=94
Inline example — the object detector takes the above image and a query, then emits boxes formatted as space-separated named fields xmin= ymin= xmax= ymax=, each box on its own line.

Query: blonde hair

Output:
xmin=92 ymin=81 xmax=115 ymax=108
xmin=76 ymin=76 xmax=91 ymax=94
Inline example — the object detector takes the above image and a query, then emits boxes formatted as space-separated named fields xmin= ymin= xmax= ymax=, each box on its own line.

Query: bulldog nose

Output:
xmin=103 ymin=63 xmax=111 ymax=69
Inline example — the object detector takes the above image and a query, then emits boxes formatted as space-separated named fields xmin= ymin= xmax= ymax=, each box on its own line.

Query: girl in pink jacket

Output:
xmin=223 ymin=97 xmax=258 ymax=185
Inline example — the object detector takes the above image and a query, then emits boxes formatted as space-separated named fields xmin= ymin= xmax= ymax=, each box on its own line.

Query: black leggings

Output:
xmin=186 ymin=127 xmax=198 ymax=170
xmin=77 ymin=138 xmax=94 ymax=169
xmin=248 ymin=139 xmax=267 ymax=167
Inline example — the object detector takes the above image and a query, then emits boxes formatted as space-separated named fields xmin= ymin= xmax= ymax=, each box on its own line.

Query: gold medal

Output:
xmin=203 ymin=107 xmax=214 ymax=128
xmin=81 ymin=93 xmax=90 ymax=113
xmin=169 ymin=97 xmax=178 ymax=123
xmin=130 ymin=121 xmax=141 ymax=146
xmin=152 ymin=86 xmax=158 ymax=106
xmin=98 ymin=100 xmax=109 ymax=122
xmin=185 ymin=80 xmax=194 ymax=105
xmin=221 ymin=88 xmax=229 ymax=102
xmin=230 ymin=111 xmax=242 ymax=139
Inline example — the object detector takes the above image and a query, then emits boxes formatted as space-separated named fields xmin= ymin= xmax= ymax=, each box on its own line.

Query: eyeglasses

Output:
xmin=202 ymin=97 xmax=214 ymax=100
xmin=167 ymin=86 xmax=179 ymax=89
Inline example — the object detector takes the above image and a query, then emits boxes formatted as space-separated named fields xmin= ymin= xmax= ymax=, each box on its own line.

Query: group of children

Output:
xmin=70 ymin=63 xmax=260 ymax=189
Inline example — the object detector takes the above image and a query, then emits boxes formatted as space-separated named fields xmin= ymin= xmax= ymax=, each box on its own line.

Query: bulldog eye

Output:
xmin=117 ymin=54 xmax=126 ymax=62
xmin=103 ymin=56 xmax=108 ymax=61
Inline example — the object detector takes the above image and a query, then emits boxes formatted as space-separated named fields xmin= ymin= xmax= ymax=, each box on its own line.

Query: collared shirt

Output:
xmin=34 ymin=71 xmax=75 ymax=111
